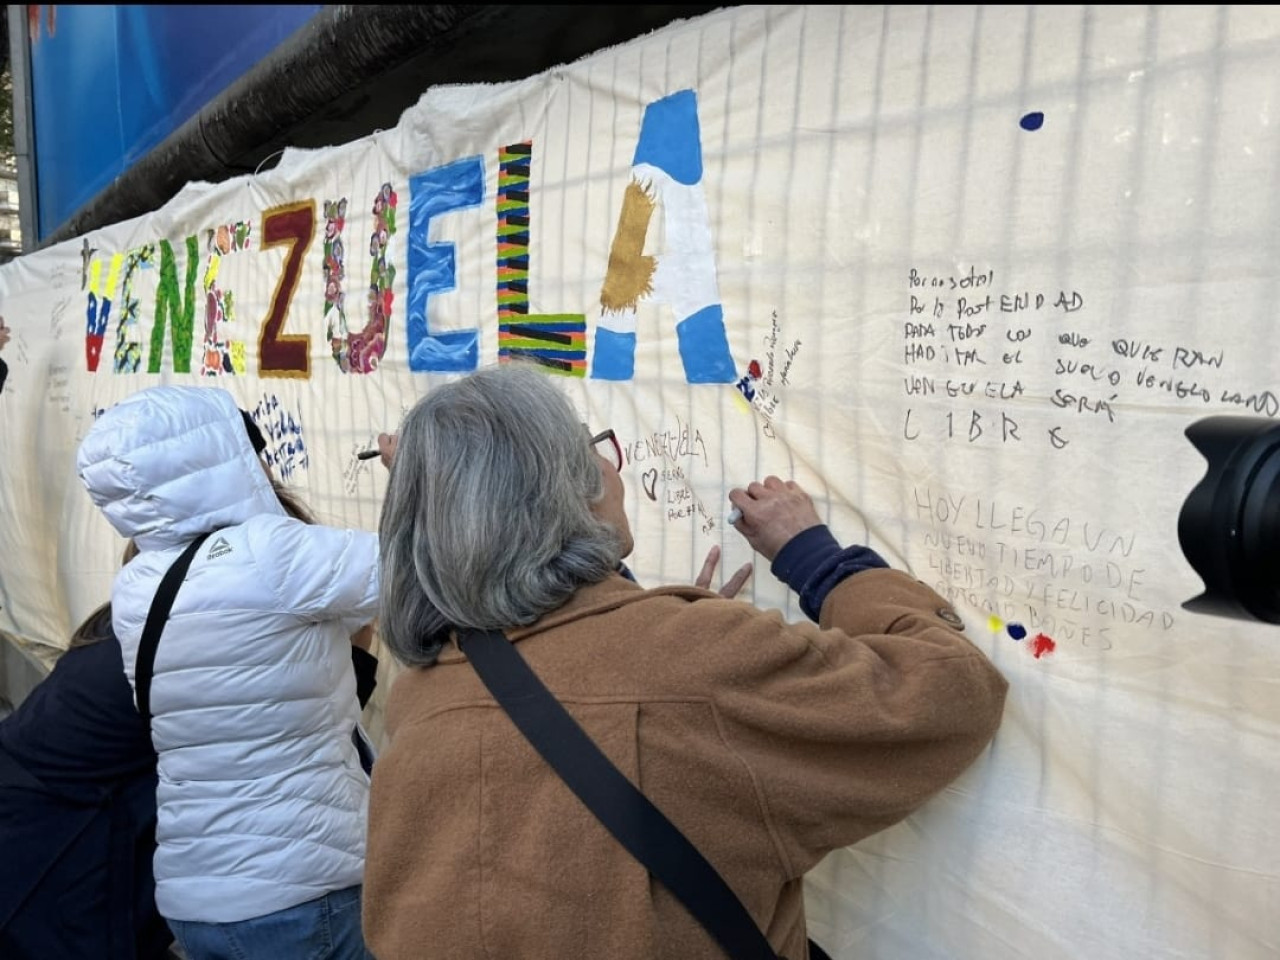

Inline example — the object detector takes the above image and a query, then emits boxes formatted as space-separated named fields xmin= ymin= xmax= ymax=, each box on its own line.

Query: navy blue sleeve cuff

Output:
xmin=771 ymin=525 xmax=843 ymax=592
xmin=770 ymin=524 xmax=890 ymax=622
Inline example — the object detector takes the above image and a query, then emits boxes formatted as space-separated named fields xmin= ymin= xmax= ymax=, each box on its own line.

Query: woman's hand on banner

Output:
xmin=695 ymin=545 xmax=752 ymax=599
xmin=376 ymin=432 xmax=398 ymax=469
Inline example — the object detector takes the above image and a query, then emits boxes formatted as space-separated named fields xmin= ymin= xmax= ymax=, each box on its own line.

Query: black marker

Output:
xmin=356 ymin=449 xmax=381 ymax=461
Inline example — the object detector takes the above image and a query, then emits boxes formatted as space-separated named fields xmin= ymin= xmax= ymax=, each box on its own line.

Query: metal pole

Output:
xmin=8 ymin=4 xmax=38 ymax=253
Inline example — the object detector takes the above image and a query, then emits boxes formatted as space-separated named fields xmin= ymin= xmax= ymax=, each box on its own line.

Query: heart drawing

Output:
xmin=641 ymin=468 xmax=658 ymax=501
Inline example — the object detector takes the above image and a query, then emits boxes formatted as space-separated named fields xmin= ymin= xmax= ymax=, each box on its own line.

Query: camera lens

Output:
xmin=1178 ymin=415 xmax=1280 ymax=623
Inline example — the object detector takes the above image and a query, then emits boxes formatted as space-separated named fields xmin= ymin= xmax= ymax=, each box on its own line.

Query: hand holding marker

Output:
xmin=359 ymin=434 xmax=399 ymax=464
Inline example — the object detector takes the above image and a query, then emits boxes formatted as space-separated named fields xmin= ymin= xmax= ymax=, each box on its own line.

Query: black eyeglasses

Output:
xmin=589 ymin=427 xmax=623 ymax=472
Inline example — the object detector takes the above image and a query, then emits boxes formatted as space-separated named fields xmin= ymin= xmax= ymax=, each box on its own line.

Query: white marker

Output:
xmin=726 ymin=506 xmax=743 ymax=526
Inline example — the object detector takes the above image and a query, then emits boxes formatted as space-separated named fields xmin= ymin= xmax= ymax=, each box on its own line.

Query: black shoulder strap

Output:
xmin=459 ymin=627 xmax=782 ymax=960
xmin=135 ymin=532 xmax=214 ymax=728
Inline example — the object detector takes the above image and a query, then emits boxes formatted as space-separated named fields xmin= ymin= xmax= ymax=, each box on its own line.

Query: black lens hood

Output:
xmin=1179 ymin=415 xmax=1280 ymax=623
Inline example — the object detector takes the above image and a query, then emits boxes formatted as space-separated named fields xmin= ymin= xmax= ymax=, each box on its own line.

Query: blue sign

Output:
xmin=28 ymin=4 xmax=323 ymax=240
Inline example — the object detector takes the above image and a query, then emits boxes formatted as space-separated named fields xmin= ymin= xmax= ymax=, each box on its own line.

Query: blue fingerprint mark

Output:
xmin=1020 ymin=111 xmax=1045 ymax=132
xmin=1007 ymin=622 xmax=1028 ymax=641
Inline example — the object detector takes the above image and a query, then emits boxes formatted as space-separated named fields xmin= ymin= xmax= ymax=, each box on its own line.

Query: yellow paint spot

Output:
xmin=987 ymin=615 xmax=1004 ymax=633
xmin=599 ymin=179 xmax=657 ymax=312
xmin=103 ymin=253 xmax=123 ymax=299
xmin=204 ymin=253 xmax=222 ymax=291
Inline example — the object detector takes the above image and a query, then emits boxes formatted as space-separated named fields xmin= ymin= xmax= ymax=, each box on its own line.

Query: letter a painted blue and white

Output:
xmin=592 ymin=90 xmax=736 ymax=383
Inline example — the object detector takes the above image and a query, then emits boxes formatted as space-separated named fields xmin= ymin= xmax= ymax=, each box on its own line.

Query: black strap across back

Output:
xmin=134 ymin=532 xmax=214 ymax=728
xmin=459 ymin=626 xmax=832 ymax=960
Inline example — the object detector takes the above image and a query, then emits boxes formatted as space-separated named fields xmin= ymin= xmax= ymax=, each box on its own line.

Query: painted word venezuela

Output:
xmin=81 ymin=91 xmax=735 ymax=384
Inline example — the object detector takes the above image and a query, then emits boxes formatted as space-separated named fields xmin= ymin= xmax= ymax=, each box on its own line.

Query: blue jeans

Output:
xmin=168 ymin=885 xmax=372 ymax=960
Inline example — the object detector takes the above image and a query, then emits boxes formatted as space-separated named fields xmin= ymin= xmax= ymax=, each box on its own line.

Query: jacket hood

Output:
xmin=76 ymin=385 xmax=286 ymax=550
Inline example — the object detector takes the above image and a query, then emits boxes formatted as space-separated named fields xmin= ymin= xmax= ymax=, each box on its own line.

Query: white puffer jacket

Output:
xmin=76 ymin=385 xmax=380 ymax=924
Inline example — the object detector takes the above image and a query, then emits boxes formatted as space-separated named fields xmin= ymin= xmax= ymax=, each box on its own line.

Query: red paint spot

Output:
xmin=747 ymin=359 xmax=762 ymax=380
xmin=85 ymin=334 xmax=103 ymax=372
xmin=1030 ymin=633 xmax=1056 ymax=659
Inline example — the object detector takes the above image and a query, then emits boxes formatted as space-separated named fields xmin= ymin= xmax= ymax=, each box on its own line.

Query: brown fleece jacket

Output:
xmin=363 ymin=568 xmax=1008 ymax=960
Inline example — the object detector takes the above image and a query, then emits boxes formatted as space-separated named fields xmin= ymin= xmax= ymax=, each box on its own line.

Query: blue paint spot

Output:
xmin=675 ymin=304 xmax=737 ymax=383
xmin=1020 ymin=112 xmax=1044 ymax=132
xmin=634 ymin=90 xmax=703 ymax=185
xmin=591 ymin=328 xmax=637 ymax=380
xmin=1007 ymin=622 xmax=1028 ymax=641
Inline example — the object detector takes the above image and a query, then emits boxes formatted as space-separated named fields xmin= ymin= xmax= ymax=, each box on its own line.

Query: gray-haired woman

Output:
xmin=363 ymin=363 xmax=1008 ymax=960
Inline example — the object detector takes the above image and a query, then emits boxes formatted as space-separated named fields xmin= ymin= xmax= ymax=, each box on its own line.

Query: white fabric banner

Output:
xmin=1 ymin=6 xmax=1275 ymax=958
